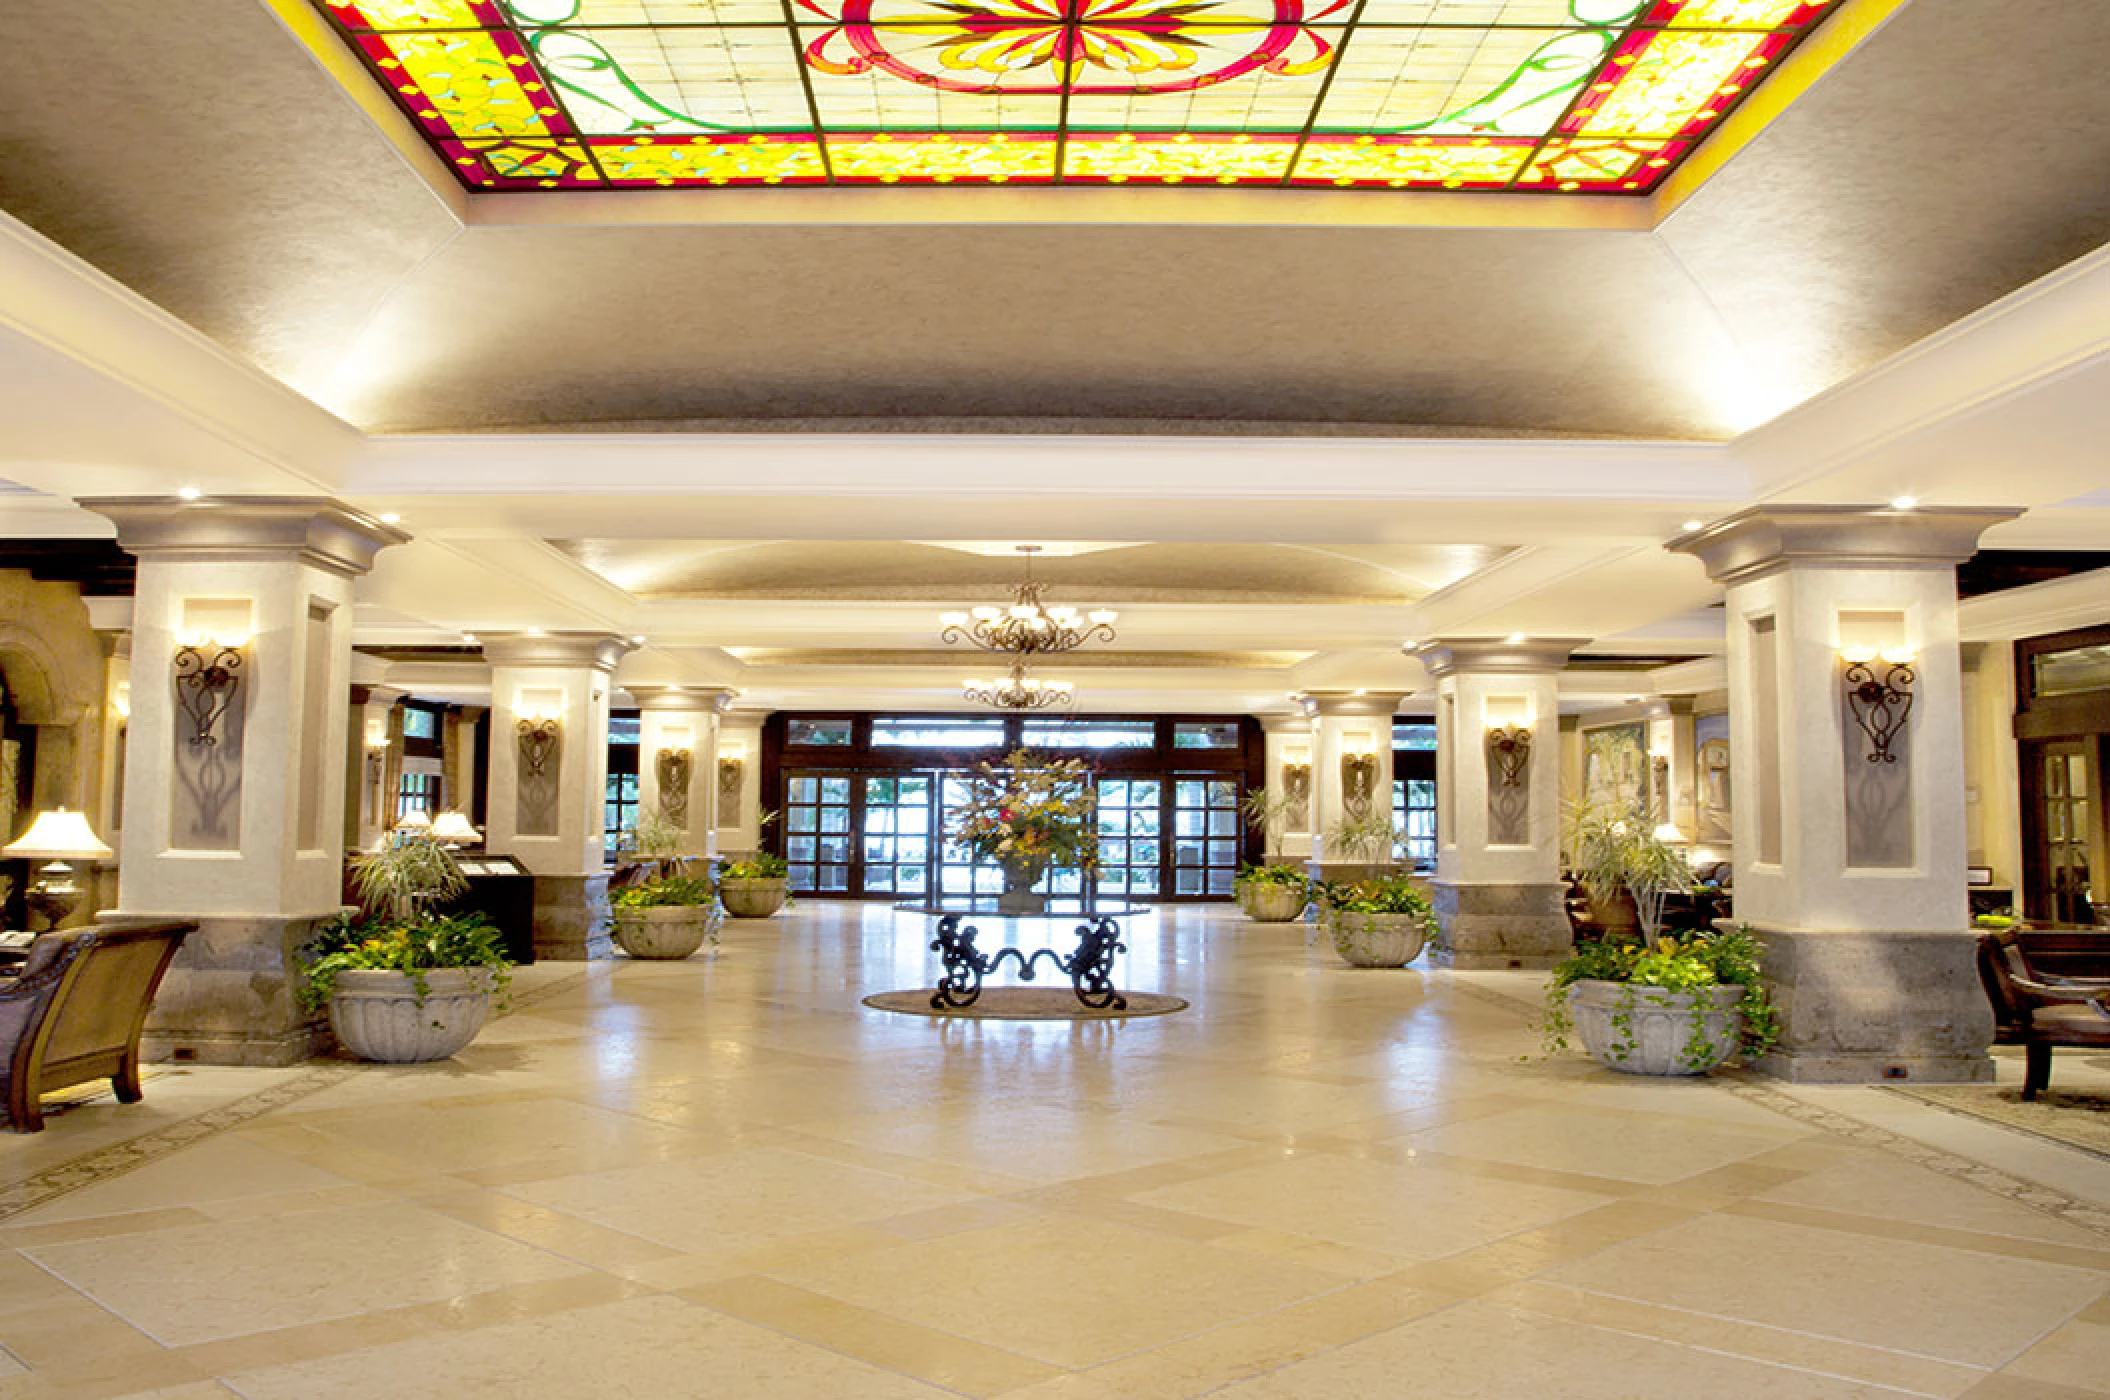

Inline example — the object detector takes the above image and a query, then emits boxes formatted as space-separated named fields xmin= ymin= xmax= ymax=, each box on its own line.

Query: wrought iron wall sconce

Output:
xmin=718 ymin=754 xmax=745 ymax=805
xmin=1340 ymin=751 xmax=1378 ymax=818
xmin=173 ymin=639 xmax=244 ymax=747
xmin=1650 ymin=753 xmax=1671 ymax=821
xmin=1280 ymin=760 xmax=1311 ymax=808
xmin=1485 ymin=724 xmax=1533 ymax=788
xmin=657 ymin=747 xmax=693 ymax=826
xmin=517 ymin=716 xmax=561 ymax=777
xmin=1842 ymin=647 xmax=1916 ymax=764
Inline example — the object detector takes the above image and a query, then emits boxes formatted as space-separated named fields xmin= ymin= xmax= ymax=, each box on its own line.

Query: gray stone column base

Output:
xmin=532 ymin=873 xmax=612 ymax=961
xmin=1430 ymin=880 xmax=1572 ymax=970
xmin=1738 ymin=922 xmax=1994 ymax=1084
xmin=139 ymin=912 xmax=336 ymax=1067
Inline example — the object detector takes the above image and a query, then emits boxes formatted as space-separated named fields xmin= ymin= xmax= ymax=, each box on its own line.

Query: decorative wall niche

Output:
xmin=515 ymin=688 xmax=564 ymax=838
xmin=169 ymin=597 xmax=252 ymax=851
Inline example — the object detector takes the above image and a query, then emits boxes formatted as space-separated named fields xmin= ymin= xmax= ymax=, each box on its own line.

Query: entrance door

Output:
xmin=2024 ymin=739 xmax=2100 ymax=926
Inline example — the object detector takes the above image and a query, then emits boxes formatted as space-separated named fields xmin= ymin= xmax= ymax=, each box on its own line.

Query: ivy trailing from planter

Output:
xmin=298 ymin=911 xmax=511 ymax=1013
xmin=1542 ymin=926 xmax=1781 ymax=1071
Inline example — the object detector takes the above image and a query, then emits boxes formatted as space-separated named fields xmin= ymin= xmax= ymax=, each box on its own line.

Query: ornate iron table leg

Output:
xmin=1064 ymin=917 xmax=1128 ymax=1011
xmin=929 ymin=915 xmax=990 ymax=1008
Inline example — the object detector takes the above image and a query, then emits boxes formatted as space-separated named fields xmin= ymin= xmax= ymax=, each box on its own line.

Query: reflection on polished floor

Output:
xmin=4 ymin=903 xmax=2110 ymax=1398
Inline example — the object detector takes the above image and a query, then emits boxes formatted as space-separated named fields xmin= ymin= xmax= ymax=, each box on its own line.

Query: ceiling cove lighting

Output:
xmin=311 ymin=0 xmax=1837 ymax=194
xmin=940 ymin=545 xmax=1117 ymax=657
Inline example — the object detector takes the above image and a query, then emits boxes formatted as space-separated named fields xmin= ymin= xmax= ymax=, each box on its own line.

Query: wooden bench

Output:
xmin=0 ymin=920 xmax=195 ymax=1132
xmin=1976 ymin=930 xmax=2110 ymax=1101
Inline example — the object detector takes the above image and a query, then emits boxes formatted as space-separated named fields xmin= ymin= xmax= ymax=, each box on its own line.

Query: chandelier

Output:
xmin=939 ymin=545 xmax=1118 ymax=656
xmin=963 ymin=660 xmax=1074 ymax=711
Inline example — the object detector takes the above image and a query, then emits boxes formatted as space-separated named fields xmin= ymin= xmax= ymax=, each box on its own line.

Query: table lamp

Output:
xmin=3 ymin=808 xmax=114 ymax=930
xmin=429 ymin=810 xmax=482 ymax=847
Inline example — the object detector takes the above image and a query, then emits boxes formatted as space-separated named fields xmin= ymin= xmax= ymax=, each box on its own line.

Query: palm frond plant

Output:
xmin=610 ymin=812 xmax=720 ymax=958
xmin=1323 ymin=810 xmax=1405 ymax=867
xmin=1563 ymin=798 xmax=1692 ymax=942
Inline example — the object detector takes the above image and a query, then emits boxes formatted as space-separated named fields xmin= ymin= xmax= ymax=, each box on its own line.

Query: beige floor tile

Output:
xmin=792 ymin=1099 xmax=1253 ymax=1184
xmin=1756 ymin=1157 xmax=2110 ymax=1247
xmin=1399 ymin=1099 xmax=1806 ymax=1186
xmin=1545 ymin=1212 xmax=2110 ymax=1367
xmin=1204 ymin=1297 xmax=1925 ymax=1398
xmin=223 ymin=1294 xmax=959 ymax=1399
xmin=284 ymin=1096 xmax=716 ymax=1179
xmin=497 ymin=1144 xmax=977 ymax=1255
xmin=21 ymin=1201 xmax=585 ymax=1346
xmin=1131 ymin=1150 xmax=1616 ymax=1262
xmin=2000 ymin=1318 xmax=2110 ymax=1394
xmin=769 ymin=1215 xmax=1343 ymax=1368
xmin=7 ymin=1138 xmax=354 ymax=1228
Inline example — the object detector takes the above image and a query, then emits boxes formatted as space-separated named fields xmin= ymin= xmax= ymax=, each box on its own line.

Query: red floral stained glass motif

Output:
xmin=311 ymin=0 xmax=1838 ymax=191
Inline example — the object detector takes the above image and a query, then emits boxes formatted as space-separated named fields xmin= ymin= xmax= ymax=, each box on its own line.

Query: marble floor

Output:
xmin=5 ymin=903 xmax=2110 ymax=1399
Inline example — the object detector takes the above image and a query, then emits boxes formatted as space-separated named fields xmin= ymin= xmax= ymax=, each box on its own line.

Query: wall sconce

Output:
xmin=517 ymin=713 xmax=561 ymax=776
xmin=1340 ymin=747 xmax=1378 ymax=818
xmin=657 ymin=747 xmax=693 ymax=826
xmin=173 ymin=636 xmax=245 ymax=747
xmin=718 ymin=753 xmax=745 ymax=804
xmin=1280 ymin=760 xmax=1311 ymax=808
xmin=1485 ymin=723 xmax=1533 ymax=788
xmin=1841 ymin=646 xmax=1915 ymax=764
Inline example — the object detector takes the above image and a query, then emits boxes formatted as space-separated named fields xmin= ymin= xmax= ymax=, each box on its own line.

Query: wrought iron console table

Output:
xmin=897 ymin=902 xmax=1147 ymax=1011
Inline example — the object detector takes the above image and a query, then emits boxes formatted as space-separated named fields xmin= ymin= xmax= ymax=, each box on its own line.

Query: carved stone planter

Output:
xmin=720 ymin=877 xmax=790 ymax=919
xmin=326 ymin=967 xmax=495 ymax=1063
xmin=1567 ymin=980 xmax=1744 ymax=1076
xmin=1238 ymin=884 xmax=1309 ymax=923
xmin=1322 ymin=910 xmax=1429 ymax=968
xmin=612 ymin=905 xmax=721 ymax=959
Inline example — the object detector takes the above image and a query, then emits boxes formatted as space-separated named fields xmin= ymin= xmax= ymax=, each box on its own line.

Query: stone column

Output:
xmin=1260 ymin=711 xmax=1315 ymax=862
xmin=1300 ymin=691 xmax=1403 ymax=882
xmin=715 ymin=709 xmax=767 ymax=859
xmin=443 ymin=705 xmax=484 ymax=819
xmin=482 ymin=632 xmax=634 ymax=959
xmin=349 ymin=684 xmax=404 ymax=851
xmin=1416 ymin=638 xmax=1583 ymax=970
xmin=84 ymin=495 xmax=409 ymax=1065
xmin=1671 ymin=505 xmax=2021 ymax=1083
xmin=630 ymin=687 xmax=736 ymax=858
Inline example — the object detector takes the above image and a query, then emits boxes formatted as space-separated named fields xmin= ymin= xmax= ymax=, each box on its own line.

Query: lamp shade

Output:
xmin=430 ymin=811 xmax=482 ymax=845
xmin=393 ymin=808 xmax=433 ymax=833
xmin=4 ymin=808 xmax=114 ymax=861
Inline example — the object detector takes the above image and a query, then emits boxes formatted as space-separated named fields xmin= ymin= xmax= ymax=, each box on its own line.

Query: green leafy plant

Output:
xmin=1563 ymin=797 xmax=1693 ymax=940
xmin=1238 ymin=786 xmax=1298 ymax=837
xmin=1542 ymin=926 xmax=1781 ymax=1070
xmin=1234 ymin=862 xmax=1311 ymax=892
xmin=722 ymin=852 xmax=791 ymax=880
xmin=350 ymin=832 xmax=466 ymax=924
xmin=1322 ymin=810 xmax=1404 ymax=866
xmin=297 ymin=911 xmax=511 ymax=1013
xmin=1317 ymin=872 xmax=1432 ymax=916
xmin=610 ymin=874 xmax=717 ymax=910
xmin=948 ymin=749 xmax=1099 ymax=873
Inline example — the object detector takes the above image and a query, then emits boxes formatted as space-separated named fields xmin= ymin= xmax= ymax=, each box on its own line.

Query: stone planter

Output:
xmin=720 ymin=877 xmax=790 ymax=919
xmin=1322 ymin=909 xmax=1429 ymax=968
xmin=326 ymin=967 xmax=496 ymax=1063
xmin=997 ymin=858 xmax=1050 ymax=916
xmin=1567 ymin=980 xmax=1744 ymax=1076
xmin=1238 ymin=883 xmax=1309 ymax=923
xmin=612 ymin=904 xmax=721 ymax=959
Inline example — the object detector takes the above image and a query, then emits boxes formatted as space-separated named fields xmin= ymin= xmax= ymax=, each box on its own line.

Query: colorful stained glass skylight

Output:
xmin=313 ymin=0 xmax=1836 ymax=192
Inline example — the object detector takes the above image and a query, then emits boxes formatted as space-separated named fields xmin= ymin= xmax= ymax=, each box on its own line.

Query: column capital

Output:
xmin=1413 ymin=637 xmax=1585 ymax=678
xmin=1668 ymin=504 xmax=2022 ymax=587
xmin=480 ymin=632 xmax=634 ymax=671
xmin=1294 ymin=690 xmax=1402 ymax=719
xmin=627 ymin=685 xmax=738 ymax=714
xmin=1259 ymin=710 xmax=1313 ymax=735
xmin=350 ymin=683 xmax=407 ymax=709
xmin=82 ymin=496 xmax=410 ymax=578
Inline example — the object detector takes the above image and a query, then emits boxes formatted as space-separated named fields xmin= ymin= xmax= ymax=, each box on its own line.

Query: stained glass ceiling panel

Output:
xmin=314 ymin=0 xmax=1835 ymax=191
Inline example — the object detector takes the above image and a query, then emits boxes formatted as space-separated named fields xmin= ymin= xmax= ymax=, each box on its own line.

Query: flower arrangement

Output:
xmin=948 ymin=749 xmax=1099 ymax=874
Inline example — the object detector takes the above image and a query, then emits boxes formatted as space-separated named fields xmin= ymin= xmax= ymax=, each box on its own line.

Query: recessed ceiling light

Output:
xmin=1890 ymin=495 xmax=1919 ymax=511
xmin=379 ymin=512 xmax=401 ymax=525
xmin=175 ymin=485 xmax=202 ymax=501
xmin=1505 ymin=632 xmax=1527 ymax=645
xmin=461 ymin=633 xmax=478 ymax=644
xmin=1680 ymin=518 xmax=1704 ymax=532
xmin=524 ymin=627 xmax=545 ymax=638
xmin=630 ymin=634 xmax=647 ymax=645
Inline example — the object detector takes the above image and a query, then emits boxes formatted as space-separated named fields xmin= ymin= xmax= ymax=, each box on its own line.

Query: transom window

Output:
xmin=314 ymin=0 xmax=1837 ymax=193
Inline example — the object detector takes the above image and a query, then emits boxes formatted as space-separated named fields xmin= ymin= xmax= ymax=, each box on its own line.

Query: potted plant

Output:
xmin=1543 ymin=927 xmax=1781 ymax=1076
xmin=1315 ymin=810 xmax=1405 ymax=883
xmin=1234 ymin=863 xmax=1311 ymax=922
xmin=1316 ymin=872 xmax=1435 ymax=967
xmin=948 ymin=749 xmax=1099 ymax=914
xmin=1564 ymin=799 xmax=1691 ymax=940
xmin=719 ymin=851 xmax=792 ymax=918
xmin=300 ymin=834 xmax=511 ymax=1063
xmin=610 ymin=811 xmax=721 ymax=959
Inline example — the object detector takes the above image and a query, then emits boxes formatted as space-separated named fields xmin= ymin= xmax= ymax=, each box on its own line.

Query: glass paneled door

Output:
xmin=2027 ymin=740 xmax=2098 ymax=926
xmin=861 ymin=774 xmax=933 ymax=899
xmin=1171 ymin=777 xmax=1241 ymax=897
xmin=783 ymin=773 xmax=855 ymax=893
xmin=1095 ymin=778 xmax=1163 ymax=900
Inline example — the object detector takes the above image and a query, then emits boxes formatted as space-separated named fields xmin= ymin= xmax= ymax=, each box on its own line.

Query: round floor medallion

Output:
xmin=862 ymin=988 xmax=1189 ymax=1021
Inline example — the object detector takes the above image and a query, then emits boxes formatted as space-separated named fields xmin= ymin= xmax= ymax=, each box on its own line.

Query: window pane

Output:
xmin=1393 ymin=722 xmax=1437 ymax=750
xmin=871 ymin=717 xmax=1006 ymax=748
xmin=401 ymin=707 xmax=439 ymax=740
xmin=2033 ymin=644 xmax=2110 ymax=698
xmin=606 ymin=715 xmax=641 ymax=745
xmin=787 ymin=719 xmax=855 ymax=747
xmin=1021 ymin=719 xmax=1155 ymax=749
xmin=1172 ymin=721 xmax=1239 ymax=749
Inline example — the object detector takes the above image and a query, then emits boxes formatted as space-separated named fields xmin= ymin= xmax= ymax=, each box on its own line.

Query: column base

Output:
xmin=532 ymin=874 xmax=612 ymax=961
xmin=136 ymin=912 xmax=335 ymax=1067
xmin=1738 ymin=922 xmax=1994 ymax=1084
xmin=1430 ymin=880 xmax=1572 ymax=970
xmin=1303 ymin=861 xmax=1400 ymax=886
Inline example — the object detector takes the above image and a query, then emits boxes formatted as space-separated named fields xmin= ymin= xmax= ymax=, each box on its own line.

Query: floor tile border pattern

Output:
xmin=1442 ymin=973 xmax=2110 ymax=1242
xmin=0 ymin=968 xmax=597 ymax=1223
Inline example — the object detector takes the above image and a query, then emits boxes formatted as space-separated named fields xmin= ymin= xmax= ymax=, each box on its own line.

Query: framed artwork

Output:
xmin=1695 ymin=711 xmax=1732 ymax=845
xmin=1583 ymin=723 xmax=1647 ymax=814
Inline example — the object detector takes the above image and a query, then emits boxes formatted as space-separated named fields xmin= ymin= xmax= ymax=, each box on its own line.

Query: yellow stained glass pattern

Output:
xmin=458 ymin=138 xmax=596 ymax=183
xmin=385 ymin=31 xmax=558 ymax=138
xmin=327 ymin=0 xmax=488 ymax=28
xmin=1668 ymin=0 xmax=1814 ymax=30
xmin=1064 ymin=134 xmax=1293 ymax=182
xmin=1291 ymin=138 xmax=1529 ymax=186
xmin=1579 ymin=30 xmax=1761 ymax=136
xmin=595 ymin=136 xmax=827 ymax=182
xmin=1522 ymin=137 xmax=1657 ymax=187
xmin=828 ymin=134 xmax=1055 ymax=181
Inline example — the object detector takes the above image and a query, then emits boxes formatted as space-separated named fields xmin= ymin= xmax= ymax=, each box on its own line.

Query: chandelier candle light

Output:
xmin=963 ymin=660 xmax=1073 ymax=712
xmin=940 ymin=546 xmax=1118 ymax=657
